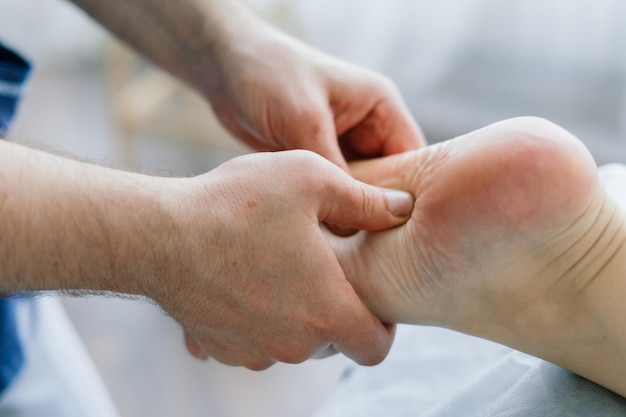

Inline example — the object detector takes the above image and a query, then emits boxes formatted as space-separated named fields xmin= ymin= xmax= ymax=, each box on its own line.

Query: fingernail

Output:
xmin=384 ymin=190 xmax=414 ymax=217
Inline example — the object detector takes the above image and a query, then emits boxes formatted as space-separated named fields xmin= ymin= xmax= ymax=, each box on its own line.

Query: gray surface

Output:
xmin=314 ymin=165 xmax=626 ymax=417
xmin=314 ymin=326 xmax=626 ymax=417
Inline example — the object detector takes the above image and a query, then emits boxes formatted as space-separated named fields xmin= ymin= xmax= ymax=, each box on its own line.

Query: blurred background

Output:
xmin=1 ymin=0 xmax=625 ymax=416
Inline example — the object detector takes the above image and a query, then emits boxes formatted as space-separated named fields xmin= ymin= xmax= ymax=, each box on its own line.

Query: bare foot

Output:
xmin=331 ymin=117 xmax=626 ymax=395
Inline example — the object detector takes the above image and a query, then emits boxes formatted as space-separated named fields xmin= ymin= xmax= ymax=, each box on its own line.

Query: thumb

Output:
xmin=318 ymin=172 xmax=414 ymax=231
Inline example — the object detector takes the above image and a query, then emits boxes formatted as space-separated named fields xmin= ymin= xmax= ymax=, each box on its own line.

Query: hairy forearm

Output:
xmin=68 ymin=0 xmax=264 ymax=95
xmin=0 ymin=140 xmax=181 ymax=295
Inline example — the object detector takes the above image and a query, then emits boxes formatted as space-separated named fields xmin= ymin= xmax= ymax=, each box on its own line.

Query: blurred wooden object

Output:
xmin=103 ymin=40 xmax=248 ymax=169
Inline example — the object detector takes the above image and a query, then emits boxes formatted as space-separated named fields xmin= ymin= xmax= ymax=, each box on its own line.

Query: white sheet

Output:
xmin=313 ymin=164 xmax=626 ymax=417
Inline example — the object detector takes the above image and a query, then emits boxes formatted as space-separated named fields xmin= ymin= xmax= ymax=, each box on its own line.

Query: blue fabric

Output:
xmin=0 ymin=299 xmax=24 ymax=394
xmin=0 ymin=41 xmax=31 ymax=394
xmin=0 ymin=42 xmax=30 ymax=136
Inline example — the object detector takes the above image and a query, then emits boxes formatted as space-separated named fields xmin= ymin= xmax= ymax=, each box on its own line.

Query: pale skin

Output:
xmin=0 ymin=140 xmax=413 ymax=369
xmin=330 ymin=116 xmax=626 ymax=397
xmin=61 ymin=0 xmax=424 ymax=363
xmin=69 ymin=0 xmax=425 ymax=170
xmin=0 ymin=0 xmax=425 ymax=367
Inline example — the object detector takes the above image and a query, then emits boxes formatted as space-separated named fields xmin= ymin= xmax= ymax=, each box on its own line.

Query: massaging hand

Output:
xmin=329 ymin=117 xmax=626 ymax=396
xmin=70 ymin=0 xmax=423 ymax=169
xmin=149 ymin=150 xmax=412 ymax=369
xmin=66 ymin=0 xmax=421 ymax=367
xmin=205 ymin=20 xmax=425 ymax=171
xmin=0 ymin=141 xmax=411 ymax=371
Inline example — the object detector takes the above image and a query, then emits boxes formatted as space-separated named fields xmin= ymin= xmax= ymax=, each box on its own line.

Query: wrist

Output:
xmin=201 ymin=5 xmax=298 ymax=103
xmin=108 ymin=175 xmax=194 ymax=299
xmin=132 ymin=173 xmax=226 ymax=306
xmin=185 ymin=1 xmax=274 ymax=97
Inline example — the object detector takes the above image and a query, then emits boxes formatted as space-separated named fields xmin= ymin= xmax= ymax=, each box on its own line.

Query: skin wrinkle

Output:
xmin=546 ymin=193 xmax=611 ymax=295
xmin=410 ymin=144 xmax=450 ymax=200
xmin=536 ymin=216 xmax=600 ymax=294
xmin=396 ymin=231 xmax=441 ymax=322
xmin=407 ymin=159 xmax=459 ymax=295
xmin=565 ymin=207 xmax=614 ymax=288
xmin=357 ymin=185 xmax=374 ymax=225
xmin=408 ymin=213 xmax=451 ymax=298
xmin=577 ymin=209 xmax=626 ymax=296
xmin=344 ymin=145 xmax=453 ymax=323
xmin=547 ymin=194 xmax=602 ymax=257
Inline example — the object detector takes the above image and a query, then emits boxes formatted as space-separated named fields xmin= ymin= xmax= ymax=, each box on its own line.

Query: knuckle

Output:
xmin=324 ymin=176 xmax=371 ymax=215
xmin=246 ymin=357 xmax=275 ymax=371
xmin=369 ymin=72 xmax=399 ymax=96
xmin=275 ymin=347 xmax=311 ymax=365
xmin=291 ymin=148 xmax=323 ymax=166
xmin=298 ymin=105 xmax=326 ymax=126
xmin=314 ymin=316 xmax=340 ymax=346
xmin=286 ymin=148 xmax=316 ymax=165
xmin=291 ymin=103 xmax=329 ymax=141
xmin=359 ymin=186 xmax=377 ymax=219
xmin=332 ymin=183 xmax=377 ymax=222
xmin=289 ymin=150 xmax=328 ymax=180
xmin=270 ymin=333 xmax=322 ymax=364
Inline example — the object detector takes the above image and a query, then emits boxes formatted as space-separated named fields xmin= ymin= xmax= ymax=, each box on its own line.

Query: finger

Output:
xmin=380 ymin=92 xmax=428 ymax=154
xmin=317 ymin=171 xmax=415 ymax=231
xmin=342 ymin=84 xmax=427 ymax=157
xmin=384 ymin=323 xmax=398 ymax=339
xmin=339 ymin=114 xmax=424 ymax=160
xmin=184 ymin=332 xmax=211 ymax=361
xmin=330 ymin=278 xmax=396 ymax=365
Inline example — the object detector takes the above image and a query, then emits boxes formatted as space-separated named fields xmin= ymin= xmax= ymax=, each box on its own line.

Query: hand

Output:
xmin=147 ymin=150 xmax=413 ymax=369
xmin=204 ymin=20 xmax=426 ymax=170
xmin=69 ymin=0 xmax=424 ymax=169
